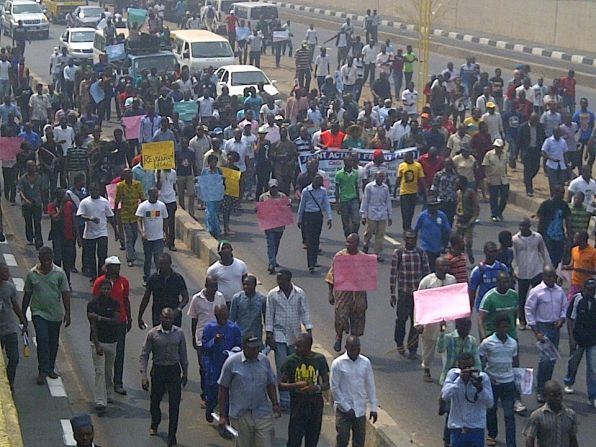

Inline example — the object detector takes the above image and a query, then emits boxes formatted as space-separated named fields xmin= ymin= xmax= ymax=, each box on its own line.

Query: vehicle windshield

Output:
xmin=70 ymin=31 xmax=95 ymax=42
xmin=133 ymin=54 xmax=178 ymax=73
xmin=252 ymin=6 xmax=278 ymax=20
xmin=191 ymin=42 xmax=233 ymax=58
xmin=231 ymin=70 xmax=269 ymax=86
xmin=221 ymin=0 xmax=235 ymax=12
xmin=13 ymin=3 xmax=42 ymax=14
xmin=80 ymin=7 xmax=102 ymax=17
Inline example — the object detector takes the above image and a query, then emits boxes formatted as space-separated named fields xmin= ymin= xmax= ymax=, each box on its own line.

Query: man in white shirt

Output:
xmin=305 ymin=24 xmax=318 ymax=62
xmin=62 ymin=60 xmax=77 ymax=104
xmin=532 ymin=78 xmax=548 ymax=114
xmin=53 ymin=118 xmax=76 ymax=156
xmin=361 ymin=39 xmax=378 ymax=85
xmin=375 ymin=44 xmax=391 ymax=76
xmin=206 ymin=241 xmax=248 ymax=305
xmin=224 ymin=128 xmax=249 ymax=176
xmin=198 ymin=91 xmax=215 ymax=123
xmin=0 ymin=54 xmax=11 ymax=99
xmin=136 ymin=187 xmax=169 ymax=282
xmin=77 ymin=183 xmax=119 ymax=280
xmin=401 ymin=81 xmax=418 ymax=117
xmin=340 ymin=58 xmax=357 ymax=96
xmin=187 ymin=275 xmax=226 ymax=405
xmin=314 ymin=47 xmax=330 ymax=91
xmin=156 ymin=169 xmax=177 ymax=251
xmin=331 ymin=336 xmax=378 ymax=447
xmin=481 ymin=103 xmax=504 ymax=141
xmin=360 ymin=171 xmax=392 ymax=262
xmin=29 ymin=83 xmax=51 ymax=134
xmin=567 ymin=165 xmax=596 ymax=212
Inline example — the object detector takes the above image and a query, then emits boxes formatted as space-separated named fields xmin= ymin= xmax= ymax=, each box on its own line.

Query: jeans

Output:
xmin=536 ymin=322 xmax=560 ymax=393
xmin=364 ymin=63 xmax=375 ymax=85
xmin=517 ymin=274 xmax=542 ymax=325
xmin=297 ymin=69 xmax=312 ymax=91
xmin=563 ymin=95 xmax=575 ymax=115
xmin=249 ymin=51 xmax=261 ymax=68
xmin=316 ymin=76 xmax=326 ymax=91
xmin=488 ymin=184 xmax=509 ymax=218
xmin=0 ymin=332 xmax=19 ymax=386
xmin=150 ymin=364 xmax=182 ymax=440
xmin=287 ymin=395 xmax=324 ymax=447
xmin=545 ymin=237 xmax=565 ymax=268
xmin=507 ymin=138 xmax=519 ymax=162
xmin=339 ymin=198 xmax=360 ymax=237
xmin=392 ymin=70 xmax=403 ymax=98
xmin=165 ymin=201 xmax=177 ymax=248
xmin=82 ymin=236 xmax=108 ymax=279
xmin=142 ymin=238 xmax=164 ymax=280
xmin=91 ymin=341 xmax=116 ymax=406
xmin=32 ymin=315 xmax=61 ymax=375
xmin=450 ymin=428 xmax=484 ymax=447
xmin=487 ymin=381 xmax=516 ymax=447
xmin=394 ymin=291 xmax=418 ymax=353
xmin=565 ymin=344 xmax=585 ymax=387
xmin=404 ymin=71 xmax=414 ymax=86
xmin=113 ymin=323 xmax=127 ymax=388
xmin=274 ymin=342 xmax=294 ymax=407
xmin=205 ymin=201 xmax=221 ymax=238
xmin=52 ymin=238 xmax=76 ymax=286
xmin=123 ymin=222 xmax=138 ymax=262
xmin=546 ymin=167 xmax=568 ymax=196
xmin=265 ymin=229 xmax=283 ymax=268
xmin=0 ymin=79 xmax=10 ymax=98
xmin=336 ymin=408 xmax=366 ymax=447
xmin=400 ymin=193 xmax=417 ymax=230
xmin=256 ymin=167 xmax=271 ymax=197
xmin=40 ymin=170 xmax=57 ymax=210
xmin=303 ymin=211 xmax=323 ymax=269
xmin=22 ymin=202 xmax=43 ymax=246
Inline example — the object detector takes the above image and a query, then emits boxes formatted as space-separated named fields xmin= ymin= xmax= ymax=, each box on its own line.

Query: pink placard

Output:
xmin=122 ymin=115 xmax=143 ymax=140
xmin=414 ymin=282 xmax=471 ymax=326
xmin=333 ymin=254 xmax=378 ymax=291
xmin=256 ymin=197 xmax=294 ymax=231
xmin=106 ymin=183 xmax=122 ymax=210
xmin=0 ymin=137 xmax=23 ymax=161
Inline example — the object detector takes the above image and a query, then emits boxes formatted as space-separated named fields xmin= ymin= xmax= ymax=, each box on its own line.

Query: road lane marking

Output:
xmin=12 ymin=277 xmax=24 ymax=292
xmin=47 ymin=377 xmax=67 ymax=398
xmin=384 ymin=235 xmax=400 ymax=245
xmin=60 ymin=419 xmax=76 ymax=446
xmin=3 ymin=253 xmax=17 ymax=266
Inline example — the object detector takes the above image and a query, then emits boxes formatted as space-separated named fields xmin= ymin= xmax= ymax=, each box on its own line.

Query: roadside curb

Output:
xmin=265 ymin=0 xmax=596 ymax=68
xmin=0 ymin=355 xmax=24 ymax=447
xmin=174 ymin=207 xmax=418 ymax=446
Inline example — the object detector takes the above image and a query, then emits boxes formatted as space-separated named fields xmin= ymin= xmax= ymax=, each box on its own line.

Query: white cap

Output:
xmin=493 ymin=138 xmax=504 ymax=147
xmin=105 ymin=256 xmax=121 ymax=265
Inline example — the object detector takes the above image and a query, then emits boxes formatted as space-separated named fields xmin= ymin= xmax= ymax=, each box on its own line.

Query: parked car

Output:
xmin=60 ymin=27 xmax=95 ymax=64
xmin=215 ymin=64 xmax=279 ymax=99
xmin=2 ymin=0 xmax=49 ymax=39
xmin=65 ymin=5 xmax=103 ymax=28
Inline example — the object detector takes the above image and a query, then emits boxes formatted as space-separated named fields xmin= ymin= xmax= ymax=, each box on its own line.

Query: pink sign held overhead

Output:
xmin=106 ymin=183 xmax=121 ymax=210
xmin=122 ymin=115 xmax=143 ymax=140
xmin=256 ymin=197 xmax=294 ymax=231
xmin=333 ymin=254 xmax=378 ymax=291
xmin=0 ymin=137 xmax=23 ymax=161
xmin=414 ymin=283 xmax=471 ymax=326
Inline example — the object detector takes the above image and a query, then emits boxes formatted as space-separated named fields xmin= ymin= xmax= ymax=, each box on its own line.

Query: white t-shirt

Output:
xmin=198 ymin=96 xmax=215 ymax=117
xmin=568 ymin=176 xmax=596 ymax=213
xmin=158 ymin=169 xmax=177 ymax=204
xmin=314 ymin=55 xmax=330 ymax=77
xmin=205 ymin=258 xmax=248 ymax=303
xmin=402 ymin=89 xmax=418 ymax=115
xmin=362 ymin=44 xmax=379 ymax=64
xmin=0 ymin=61 xmax=11 ymax=81
xmin=187 ymin=290 xmax=226 ymax=345
xmin=224 ymin=139 xmax=249 ymax=172
xmin=241 ymin=133 xmax=257 ymax=159
xmin=305 ymin=29 xmax=317 ymax=45
xmin=77 ymin=196 xmax=114 ymax=239
xmin=135 ymin=200 xmax=169 ymax=241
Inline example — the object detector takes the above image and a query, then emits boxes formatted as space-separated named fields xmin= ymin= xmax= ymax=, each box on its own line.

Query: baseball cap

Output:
xmin=212 ymin=127 xmax=223 ymax=135
xmin=268 ymin=179 xmax=279 ymax=187
xmin=124 ymin=97 xmax=134 ymax=107
xmin=244 ymin=335 xmax=261 ymax=348
xmin=373 ymin=149 xmax=384 ymax=159
xmin=105 ymin=256 xmax=121 ymax=265
xmin=493 ymin=138 xmax=504 ymax=147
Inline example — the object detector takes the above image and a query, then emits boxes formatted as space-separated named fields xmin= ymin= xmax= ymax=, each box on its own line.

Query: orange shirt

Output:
xmin=320 ymin=130 xmax=346 ymax=150
xmin=570 ymin=245 xmax=596 ymax=286
xmin=92 ymin=275 xmax=130 ymax=323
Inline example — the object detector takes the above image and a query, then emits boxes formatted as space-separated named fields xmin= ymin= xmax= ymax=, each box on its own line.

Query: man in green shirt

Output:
xmin=335 ymin=155 xmax=360 ymax=238
xmin=22 ymin=246 xmax=71 ymax=384
xmin=280 ymin=332 xmax=330 ymax=447
xmin=403 ymin=45 xmax=418 ymax=85
xmin=479 ymin=271 xmax=519 ymax=340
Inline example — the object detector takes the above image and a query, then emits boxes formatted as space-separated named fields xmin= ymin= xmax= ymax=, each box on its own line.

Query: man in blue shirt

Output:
xmin=18 ymin=123 xmax=41 ymax=150
xmin=469 ymin=241 xmax=509 ymax=310
xmin=202 ymin=304 xmax=241 ymax=422
xmin=414 ymin=198 xmax=451 ymax=271
xmin=229 ymin=275 xmax=266 ymax=342
xmin=297 ymin=174 xmax=333 ymax=273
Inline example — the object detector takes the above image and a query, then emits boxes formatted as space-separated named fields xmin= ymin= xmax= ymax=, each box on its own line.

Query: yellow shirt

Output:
xmin=115 ymin=180 xmax=145 ymax=224
xmin=398 ymin=161 xmax=425 ymax=195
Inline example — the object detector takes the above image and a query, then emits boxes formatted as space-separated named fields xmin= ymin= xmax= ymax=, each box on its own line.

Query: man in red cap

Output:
xmin=363 ymin=149 xmax=390 ymax=190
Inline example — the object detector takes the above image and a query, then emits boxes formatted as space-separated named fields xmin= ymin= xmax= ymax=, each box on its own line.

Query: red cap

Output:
xmin=373 ymin=149 xmax=384 ymax=159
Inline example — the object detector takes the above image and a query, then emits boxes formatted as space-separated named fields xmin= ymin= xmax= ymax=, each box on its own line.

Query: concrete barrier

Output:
xmin=0 ymin=354 xmax=24 ymax=447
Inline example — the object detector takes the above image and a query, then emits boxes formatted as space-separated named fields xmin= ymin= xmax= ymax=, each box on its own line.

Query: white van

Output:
xmin=232 ymin=2 xmax=278 ymax=22
xmin=170 ymin=29 xmax=234 ymax=73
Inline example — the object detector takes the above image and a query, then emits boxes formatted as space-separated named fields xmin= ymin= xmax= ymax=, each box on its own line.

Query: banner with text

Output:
xmin=298 ymin=147 xmax=417 ymax=202
xmin=142 ymin=141 xmax=175 ymax=170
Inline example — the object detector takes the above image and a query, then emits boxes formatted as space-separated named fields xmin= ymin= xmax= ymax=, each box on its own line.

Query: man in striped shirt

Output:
xmin=294 ymin=42 xmax=312 ymax=91
xmin=66 ymin=134 xmax=88 ymax=185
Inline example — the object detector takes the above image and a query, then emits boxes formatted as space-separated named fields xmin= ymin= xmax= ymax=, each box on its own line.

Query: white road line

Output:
xmin=47 ymin=377 xmax=68 ymax=398
xmin=3 ymin=253 xmax=17 ymax=266
xmin=60 ymin=419 xmax=76 ymax=446
xmin=26 ymin=308 xmax=31 ymax=322
xmin=384 ymin=235 xmax=400 ymax=245
xmin=12 ymin=277 xmax=24 ymax=292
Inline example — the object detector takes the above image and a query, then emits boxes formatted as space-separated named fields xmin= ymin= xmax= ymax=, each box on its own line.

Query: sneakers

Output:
xmin=149 ymin=426 xmax=158 ymax=436
xmin=486 ymin=437 xmax=497 ymax=446
xmin=564 ymin=385 xmax=575 ymax=394
xmin=491 ymin=216 xmax=499 ymax=222
xmin=423 ymin=368 xmax=433 ymax=383
xmin=513 ymin=400 xmax=527 ymax=414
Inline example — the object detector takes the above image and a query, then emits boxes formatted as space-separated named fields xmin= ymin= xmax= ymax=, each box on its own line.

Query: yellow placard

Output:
xmin=221 ymin=167 xmax=241 ymax=198
xmin=142 ymin=141 xmax=175 ymax=170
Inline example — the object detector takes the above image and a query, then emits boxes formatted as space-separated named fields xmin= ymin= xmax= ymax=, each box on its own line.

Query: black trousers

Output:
xmin=297 ymin=69 xmax=312 ymax=91
xmin=2 ymin=167 xmax=16 ymax=202
xmin=165 ymin=201 xmax=177 ymax=248
xmin=400 ymin=193 xmax=417 ymax=231
xmin=82 ymin=236 xmax=108 ymax=279
xmin=303 ymin=211 xmax=323 ymax=269
xmin=52 ymin=238 xmax=76 ymax=285
xmin=22 ymin=202 xmax=42 ymax=246
xmin=113 ymin=323 xmax=127 ymax=388
xmin=394 ymin=291 xmax=418 ymax=352
xmin=336 ymin=408 xmax=366 ymax=447
xmin=517 ymin=274 xmax=542 ymax=325
xmin=255 ymin=167 xmax=271 ymax=197
xmin=287 ymin=395 xmax=324 ymax=447
xmin=439 ymin=200 xmax=457 ymax=227
xmin=150 ymin=364 xmax=182 ymax=440
xmin=523 ymin=148 xmax=540 ymax=194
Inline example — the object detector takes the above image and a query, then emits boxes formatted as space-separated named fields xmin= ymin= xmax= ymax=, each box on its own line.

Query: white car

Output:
xmin=215 ymin=65 xmax=279 ymax=99
xmin=2 ymin=0 xmax=49 ymax=39
xmin=60 ymin=27 xmax=95 ymax=64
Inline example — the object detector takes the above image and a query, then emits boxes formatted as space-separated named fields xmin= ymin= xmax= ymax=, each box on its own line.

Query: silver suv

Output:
xmin=2 ymin=0 xmax=49 ymax=39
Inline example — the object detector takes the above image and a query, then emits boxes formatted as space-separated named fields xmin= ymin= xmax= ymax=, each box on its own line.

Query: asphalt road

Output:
xmin=12 ymin=7 xmax=596 ymax=447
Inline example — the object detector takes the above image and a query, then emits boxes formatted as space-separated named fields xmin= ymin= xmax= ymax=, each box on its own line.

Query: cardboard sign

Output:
xmin=414 ymin=283 xmax=471 ymax=326
xmin=198 ymin=172 xmax=225 ymax=202
xmin=106 ymin=183 xmax=122 ymax=210
xmin=332 ymin=254 xmax=378 ymax=291
xmin=256 ymin=197 xmax=294 ymax=230
xmin=122 ymin=115 xmax=143 ymax=140
xmin=0 ymin=137 xmax=23 ymax=161
xmin=142 ymin=141 xmax=175 ymax=170
xmin=106 ymin=43 xmax=126 ymax=62
xmin=221 ymin=167 xmax=241 ymax=198
xmin=174 ymin=101 xmax=198 ymax=123
xmin=127 ymin=8 xmax=147 ymax=27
